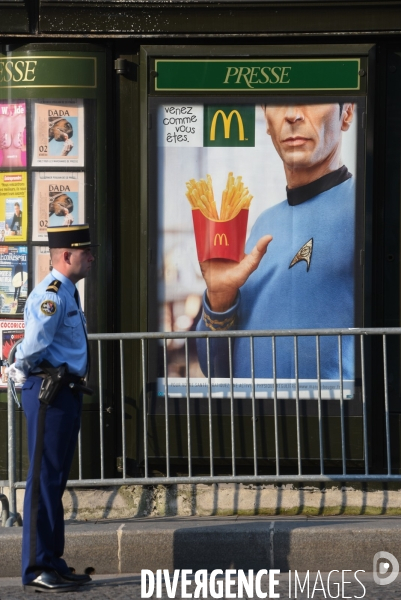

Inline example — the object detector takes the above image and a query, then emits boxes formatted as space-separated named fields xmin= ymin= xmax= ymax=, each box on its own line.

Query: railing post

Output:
xmin=7 ymin=368 xmax=16 ymax=522
xmin=6 ymin=339 xmax=23 ymax=526
xmin=0 ymin=493 xmax=10 ymax=526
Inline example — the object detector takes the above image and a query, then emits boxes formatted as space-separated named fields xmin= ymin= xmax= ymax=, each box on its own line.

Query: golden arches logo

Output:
xmin=210 ymin=110 xmax=245 ymax=141
xmin=214 ymin=233 xmax=229 ymax=246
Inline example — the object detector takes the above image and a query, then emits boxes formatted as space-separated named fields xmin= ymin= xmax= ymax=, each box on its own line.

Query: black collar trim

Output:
xmin=287 ymin=165 xmax=352 ymax=206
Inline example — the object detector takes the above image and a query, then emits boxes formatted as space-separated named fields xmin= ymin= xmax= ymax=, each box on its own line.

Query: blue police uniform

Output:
xmin=196 ymin=169 xmax=356 ymax=381
xmin=16 ymin=267 xmax=88 ymax=585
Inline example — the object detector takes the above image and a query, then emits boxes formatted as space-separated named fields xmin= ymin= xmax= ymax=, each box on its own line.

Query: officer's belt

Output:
xmin=35 ymin=369 xmax=94 ymax=402
xmin=35 ymin=372 xmax=84 ymax=384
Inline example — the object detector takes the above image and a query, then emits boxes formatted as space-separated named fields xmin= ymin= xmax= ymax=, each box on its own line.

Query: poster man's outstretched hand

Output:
xmin=200 ymin=234 xmax=272 ymax=313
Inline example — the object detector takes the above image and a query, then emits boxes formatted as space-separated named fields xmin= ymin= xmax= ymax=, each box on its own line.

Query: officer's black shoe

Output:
xmin=23 ymin=569 xmax=80 ymax=592
xmin=59 ymin=571 xmax=92 ymax=585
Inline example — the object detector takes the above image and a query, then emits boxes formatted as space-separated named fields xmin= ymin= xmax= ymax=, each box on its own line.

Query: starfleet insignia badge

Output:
xmin=289 ymin=238 xmax=313 ymax=272
xmin=40 ymin=300 xmax=57 ymax=316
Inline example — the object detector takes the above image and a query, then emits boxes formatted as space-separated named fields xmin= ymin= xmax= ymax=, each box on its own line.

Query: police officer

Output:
xmin=8 ymin=224 xmax=96 ymax=592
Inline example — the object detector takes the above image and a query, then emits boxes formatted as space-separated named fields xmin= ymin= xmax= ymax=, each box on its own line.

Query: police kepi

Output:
xmin=47 ymin=223 xmax=98 ymax=249
xmin=11 ymin=224 xmax=96 ymax=592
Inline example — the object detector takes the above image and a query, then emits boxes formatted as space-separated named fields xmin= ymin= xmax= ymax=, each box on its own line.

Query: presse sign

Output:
xmin=155 ymin=59 xmax=361 ymax=92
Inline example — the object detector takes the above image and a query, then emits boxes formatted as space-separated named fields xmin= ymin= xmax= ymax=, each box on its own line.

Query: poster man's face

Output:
xmin=263 ymin=103 xmax=354 ymax=172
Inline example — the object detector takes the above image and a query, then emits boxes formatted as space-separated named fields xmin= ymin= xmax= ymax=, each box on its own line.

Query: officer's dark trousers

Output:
xmin=21 ymin=375 xmax=82 ymax=585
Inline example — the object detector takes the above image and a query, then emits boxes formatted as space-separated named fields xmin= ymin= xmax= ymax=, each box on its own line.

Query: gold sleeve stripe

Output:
xmin=202 ymin=311 xmax=236 ymax=331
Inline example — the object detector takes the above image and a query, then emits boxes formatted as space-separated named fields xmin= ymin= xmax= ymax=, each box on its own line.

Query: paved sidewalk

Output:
xmin=2 ymin=515 xmax=401 ymax=592
xmin=1 ymin=572 xmax=401 ymax=599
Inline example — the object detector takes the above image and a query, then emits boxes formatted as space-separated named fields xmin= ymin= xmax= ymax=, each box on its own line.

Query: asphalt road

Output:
xmin=1 ymin=572 xmax=401 ymax=599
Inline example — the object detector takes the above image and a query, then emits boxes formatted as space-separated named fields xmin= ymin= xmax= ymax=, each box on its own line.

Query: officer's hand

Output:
xmin=199 ymin=234 xmax=272 ymax=313
xmin=5 ymin=363 xmax=26 ymax=384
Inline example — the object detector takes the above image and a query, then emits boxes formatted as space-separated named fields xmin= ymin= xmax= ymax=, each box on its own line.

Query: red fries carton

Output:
xmin=192 ymin=208 xmax=249 ymax=263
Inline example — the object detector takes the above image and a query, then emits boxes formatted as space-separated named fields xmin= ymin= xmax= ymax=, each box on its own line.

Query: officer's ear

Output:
xmin=62 ymin=250 xmax=73 ymax=265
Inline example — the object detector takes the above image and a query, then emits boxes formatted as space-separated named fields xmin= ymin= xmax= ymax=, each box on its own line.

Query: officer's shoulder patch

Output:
xmin=40 ymin=300 xmax=57 ymax=316
xmin=46 ymin=279 xmax=62 ymax=294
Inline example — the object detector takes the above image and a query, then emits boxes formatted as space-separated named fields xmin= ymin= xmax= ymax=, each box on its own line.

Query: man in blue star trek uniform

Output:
xmin=196 ymin=103 xmax=356 ymax=381
xmin=8 ymin=224 xmax=96 ymax=593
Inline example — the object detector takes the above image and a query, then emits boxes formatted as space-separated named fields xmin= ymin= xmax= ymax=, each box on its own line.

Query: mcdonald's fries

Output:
xmin=187 ymin=172 xmax=252 ymax=262
xmin=186 ymin=172 xmax=253 ymax=221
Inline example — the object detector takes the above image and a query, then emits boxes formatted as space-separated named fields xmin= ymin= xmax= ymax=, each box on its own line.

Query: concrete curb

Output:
xmin=1 ymin=516 xmax=401 ymax=577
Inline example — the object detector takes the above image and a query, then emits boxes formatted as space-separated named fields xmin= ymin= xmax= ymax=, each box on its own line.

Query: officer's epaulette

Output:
xmin=46 ymin=279 xmax=62 ymax=294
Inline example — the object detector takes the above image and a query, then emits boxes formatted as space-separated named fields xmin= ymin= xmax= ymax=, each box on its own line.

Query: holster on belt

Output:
xmin=37 ymin=360 xmax=93 ymax=405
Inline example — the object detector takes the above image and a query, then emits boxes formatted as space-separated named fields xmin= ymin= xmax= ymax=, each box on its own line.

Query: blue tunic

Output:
xmin=197 ymin=177 xmax=356 ymax=380
xmin=15 ymin=267 xmax=87 ymax=377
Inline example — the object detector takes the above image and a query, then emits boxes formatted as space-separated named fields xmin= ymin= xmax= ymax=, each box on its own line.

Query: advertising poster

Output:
xmin=33 ymin=246 xmax=52 ymax=286
xmin=0 ymin=245 xmax=28 ymax=315
xmin=0 ymin=102 xmax=26 ymax=168
xmin=0 ymin=172 xmax=27 ymax=242
xmin=154 ymin=98 xmax=362 ymax=400
xmin=32 ymin=100 xmax=84 ymax=166
xmin=0 ymin=320 xmax=24 ymax=386
xmin=32 ymin=172 xmax=85 ymax=241
xmin=33 ymin=246 xmax=85 ymax=310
